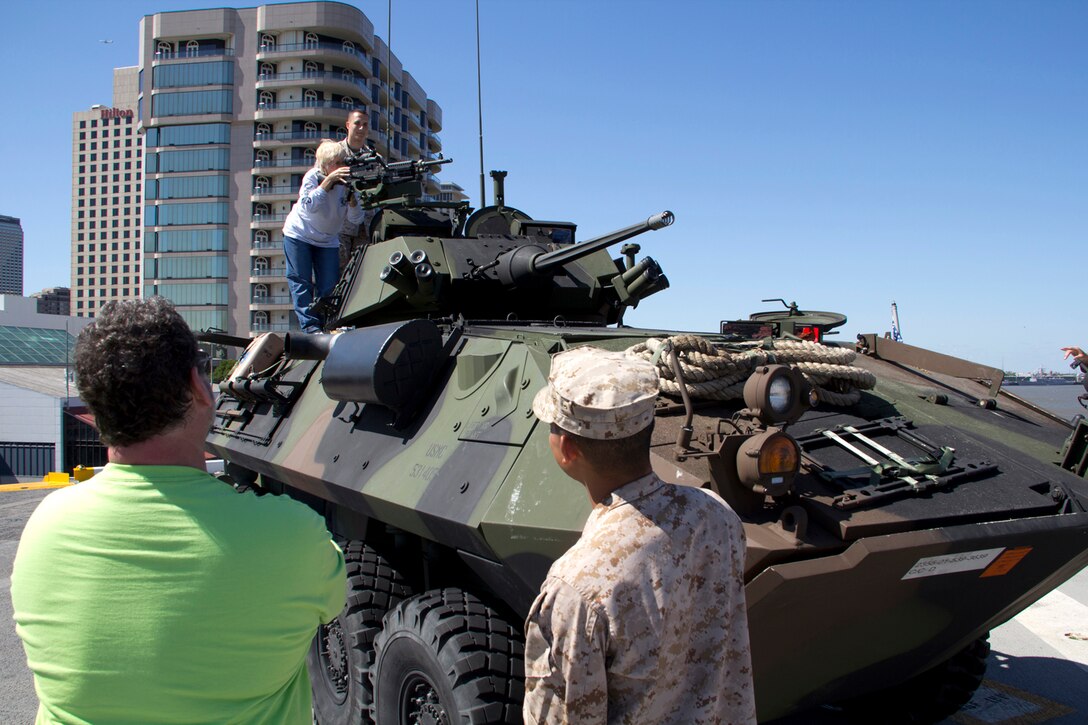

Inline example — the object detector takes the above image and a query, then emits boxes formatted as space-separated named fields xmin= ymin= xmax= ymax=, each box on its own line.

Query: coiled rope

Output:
xmin=625 ymin=335 xmax=876 ymax=407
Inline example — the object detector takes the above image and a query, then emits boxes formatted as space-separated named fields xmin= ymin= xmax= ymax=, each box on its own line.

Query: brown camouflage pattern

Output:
xmin=532 ymin=347 xmax=659 ymax=440
xmin=524 ymin=473 xmax=756 ymax=724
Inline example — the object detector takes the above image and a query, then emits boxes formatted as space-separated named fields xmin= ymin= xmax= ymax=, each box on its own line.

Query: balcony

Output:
xmin=255 ymin=99 xmax=367 ymax=123
xmin=253 ymin=158 xmax=312 ymax=174
xmin=252 ymin=185 xmax=299 ymax=201
xmin=250 ymin=266 xmax=287 ymax=281
xmin=254 ymin=129 xmax=346 ymax=150
xmin=251 ymin=322 xmax=294 ymax=333
xmin=153 ymin=47 xmax=234 ymax=63
xmin=250 ymin=295 xmax=293 ymax=312
xmin=250 ymin=239 xmax=284 ymax=253
xmin=256 ymin=41 xmax=371 ymax=74
xmin=257 ymin=70 xmax=369 ymax=95
xmin=251 ymin=213 xmax=289 ymax=229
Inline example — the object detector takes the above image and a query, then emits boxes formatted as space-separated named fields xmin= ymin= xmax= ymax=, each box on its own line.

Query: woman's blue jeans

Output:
xmin=283 ymin=235 xmax=340 ymax=332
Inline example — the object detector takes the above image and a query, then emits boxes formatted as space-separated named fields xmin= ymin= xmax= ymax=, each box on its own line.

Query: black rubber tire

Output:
xmin=371 ymin=588 xmax=524 ymax=725
xmin=844 ymin=634 xmax=991 ymax=724
xmin=309 ymin=540 xmax=412 ymax=725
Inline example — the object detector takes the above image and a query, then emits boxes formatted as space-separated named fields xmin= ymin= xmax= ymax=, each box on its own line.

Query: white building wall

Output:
xmin=0 ymin=382 xmax=61 ymax=445
xmin=0 ymin=294 xmax=92 ymax=335
xmin=0 ymin=381 xmax=64 ymax=471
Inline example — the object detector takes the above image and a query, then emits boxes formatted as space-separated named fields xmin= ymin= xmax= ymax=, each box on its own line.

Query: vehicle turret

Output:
xmin=326 ymin=155 xmax=672 ymax=328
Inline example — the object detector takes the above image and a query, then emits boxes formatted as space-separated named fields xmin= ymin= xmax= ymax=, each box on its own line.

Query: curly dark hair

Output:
xmin=75 ymin=297 xmax=199 ymax=448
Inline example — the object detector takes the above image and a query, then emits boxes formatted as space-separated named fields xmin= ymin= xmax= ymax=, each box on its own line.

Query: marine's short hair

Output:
xmin=554 ymin=420 xmax=655 ymax=472
xmin=315 ymin=139 xmax=348 ymax=174
xmin=74 ymin=297 xmax=199 ymax=448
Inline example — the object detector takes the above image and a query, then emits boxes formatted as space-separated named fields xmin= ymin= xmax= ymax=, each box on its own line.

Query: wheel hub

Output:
xmin=402 ymin=673 xmax=449 ymax=725
xmin=317 ymin=619 xmax=349 ymax=700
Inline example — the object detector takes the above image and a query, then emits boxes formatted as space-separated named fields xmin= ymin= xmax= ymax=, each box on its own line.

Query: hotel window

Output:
xmin=151 ymin=89 xmax=233 ymax=117
xmin=153 ymin=61 xmax=234 ymax=89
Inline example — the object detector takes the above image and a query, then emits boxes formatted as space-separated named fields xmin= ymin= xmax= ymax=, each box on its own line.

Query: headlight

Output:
xmin=736 ymin=430 xmax=801 ymax=497
xmin=742 ymin=364 xmax=809 ymax=425
xmin=768 ymin=376 xmax=793 ymax=415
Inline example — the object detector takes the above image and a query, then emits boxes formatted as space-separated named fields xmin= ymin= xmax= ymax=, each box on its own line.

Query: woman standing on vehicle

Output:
xmin=282 ymin=140 xmax=366 ymax=333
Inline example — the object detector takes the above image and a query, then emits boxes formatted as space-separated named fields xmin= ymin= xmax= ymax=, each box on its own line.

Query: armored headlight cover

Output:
xmin=743 ymin=364 xmax=810 ymax=425
xmin=736 ymin=430 xmax=801 ymax=497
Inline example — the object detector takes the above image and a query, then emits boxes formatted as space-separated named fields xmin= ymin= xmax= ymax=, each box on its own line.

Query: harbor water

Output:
xmin=1005 ymin=384 xmax=1086 ymax=421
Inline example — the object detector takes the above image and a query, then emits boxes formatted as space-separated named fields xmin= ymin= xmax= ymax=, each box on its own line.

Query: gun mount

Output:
xmin=348 ymin=150 xmax=452 ymax=206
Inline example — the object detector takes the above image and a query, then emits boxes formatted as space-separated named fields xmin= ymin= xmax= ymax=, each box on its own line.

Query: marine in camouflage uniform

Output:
xmin=524 ymin=347 xmax=756 ymax=724
xmin=338 ymin=109 xmax=376 ymax=269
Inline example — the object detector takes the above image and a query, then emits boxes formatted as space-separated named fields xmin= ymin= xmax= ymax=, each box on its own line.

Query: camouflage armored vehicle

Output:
xmin=206 ymin=154 xmax=1088 ymax=724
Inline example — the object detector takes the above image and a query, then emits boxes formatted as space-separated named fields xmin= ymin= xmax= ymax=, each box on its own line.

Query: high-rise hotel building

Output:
xmin=133 ymin=2 xmax=443 ymax=336
xmin=71 ymin=68 xmax=142 ymax=317
xmin=0 ymin=215 xmax=24 ymax=295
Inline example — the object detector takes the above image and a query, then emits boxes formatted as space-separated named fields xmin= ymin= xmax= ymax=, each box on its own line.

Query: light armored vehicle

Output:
xmin=206 ymin=154 xmax=1088 ymax=724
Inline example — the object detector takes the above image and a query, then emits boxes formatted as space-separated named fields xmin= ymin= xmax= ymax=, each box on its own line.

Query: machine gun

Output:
xmin=348 ymin=151 xmax=453 ymax=208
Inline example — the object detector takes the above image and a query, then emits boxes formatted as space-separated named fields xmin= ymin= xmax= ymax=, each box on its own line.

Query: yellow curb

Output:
xmin=0 ymin=481 xmax=75 ymax=492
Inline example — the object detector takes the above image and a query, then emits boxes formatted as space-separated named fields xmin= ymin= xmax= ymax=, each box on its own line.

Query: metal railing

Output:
xmin=257 ymin=41 xmax=369 ymax=66
xmin=252 ymin=185 xmax=298 ymax=197
xmin=250 ymin=266 xmax=287 ymax=278
xmin=254 ymin=158 xmax=311 ymax=169
xmin=250 ymin=240 xmax=283 ymax=251
xmin=256 ymin=99 xmax=366 ymax=113
xmin=250 ymin=322 xmax=294 ymax=332
xmin=251 ymin=294 xmax=292 ymax=304
xmin=255 ymin=129 xmax=347 ymax=143
xmin=154 ymin=47 xmax=234 ymax=61
xmin=252 ymin=213 xmax=289 ymax=223
xmin=257 ymin=70 xmax=369 ymax=91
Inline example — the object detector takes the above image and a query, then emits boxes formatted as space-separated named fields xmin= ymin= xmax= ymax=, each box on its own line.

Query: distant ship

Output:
xmin=1003 ymin=369 xmax=1085 ymax=386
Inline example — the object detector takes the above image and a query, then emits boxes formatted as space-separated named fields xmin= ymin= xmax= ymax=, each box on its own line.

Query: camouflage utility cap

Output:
xmin=532 ymin=346 xmax=659 ymax=440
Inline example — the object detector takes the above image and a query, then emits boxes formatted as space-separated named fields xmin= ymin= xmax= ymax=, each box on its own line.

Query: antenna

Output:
xmin=476 ymin=0 xmax=486 ymax=206
xmin=386 ymin=0 xmax=392 ymax=160
xmin=891 ymin=301 xmax=903 ymax=342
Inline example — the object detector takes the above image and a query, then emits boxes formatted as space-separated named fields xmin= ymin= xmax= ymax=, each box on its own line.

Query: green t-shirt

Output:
xmin=11 ymin=464 xmax=347 ymax=724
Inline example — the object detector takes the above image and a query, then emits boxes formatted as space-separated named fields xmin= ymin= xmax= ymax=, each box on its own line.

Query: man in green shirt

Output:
xmin=11 ymin=297 xmax=346 ymax=724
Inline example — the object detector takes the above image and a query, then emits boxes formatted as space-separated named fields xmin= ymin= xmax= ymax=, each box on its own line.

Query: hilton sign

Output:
xmin=100 ymin=107 xmax=134 ymax=119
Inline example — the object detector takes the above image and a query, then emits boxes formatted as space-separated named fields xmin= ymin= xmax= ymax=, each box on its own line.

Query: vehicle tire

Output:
xmin=844 ymin=634 xmax=990 ymax=724
xmin=371 ymin=588 xmax=524 ymax=724
xmin=309 ymin=540 xmax=412 ymax=725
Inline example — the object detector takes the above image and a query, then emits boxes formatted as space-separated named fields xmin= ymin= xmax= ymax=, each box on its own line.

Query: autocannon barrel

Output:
xmin=532 ymin=211 xmax=674 ymax=275
xmin=496 ymin=211 xmax=674 ymax=287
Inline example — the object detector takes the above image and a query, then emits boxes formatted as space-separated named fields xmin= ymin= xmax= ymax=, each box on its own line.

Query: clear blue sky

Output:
xmin=3 ymin=0 xmax=1085 ymax=373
